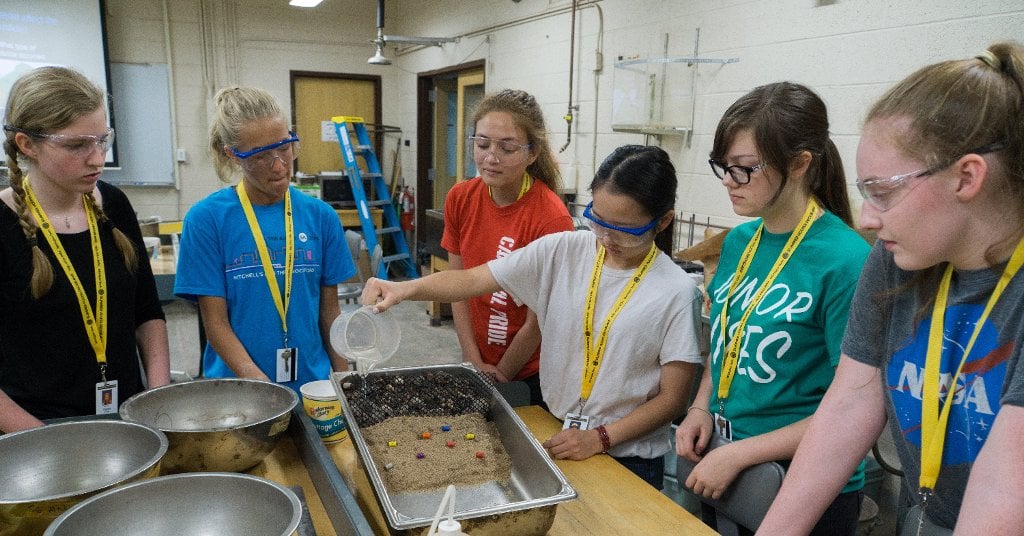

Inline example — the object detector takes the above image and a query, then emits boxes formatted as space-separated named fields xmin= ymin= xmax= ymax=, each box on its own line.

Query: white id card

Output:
xmin=713 ymin=411 xmax=732 ymax=440
xmin=95 ymin=380 xmax=119 ymax=415
xmin=276 ymin=347 xmax=298 ymax=383
xmin=562 ymin=412 xmax=591 ymax=430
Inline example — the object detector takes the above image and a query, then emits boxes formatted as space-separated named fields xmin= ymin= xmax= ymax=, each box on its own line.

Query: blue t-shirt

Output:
xmin=174 ymin=185 xmax=355 ymax=391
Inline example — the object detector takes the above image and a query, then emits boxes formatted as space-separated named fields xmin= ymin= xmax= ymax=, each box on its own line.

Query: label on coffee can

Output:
xmin=300 ymin=380 xmax=347 ymax=442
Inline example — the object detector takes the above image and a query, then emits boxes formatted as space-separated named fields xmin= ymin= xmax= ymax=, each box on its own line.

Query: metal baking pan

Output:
xmin=331 ymin=363 xmax=576 ymax=535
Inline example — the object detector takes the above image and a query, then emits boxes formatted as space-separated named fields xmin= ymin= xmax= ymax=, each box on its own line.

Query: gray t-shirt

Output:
xmin=843 ymin=242 xmax=1024 ymax=529
xmin=488 ymin=231 xmax=704 ymax=459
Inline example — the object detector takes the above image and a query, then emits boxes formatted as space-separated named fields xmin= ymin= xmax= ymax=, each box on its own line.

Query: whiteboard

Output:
xmin=102 ymin=62 xmax=175 ymax=186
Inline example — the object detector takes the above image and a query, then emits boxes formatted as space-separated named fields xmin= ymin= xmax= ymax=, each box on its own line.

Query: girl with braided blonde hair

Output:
xmin=0 ymin=66 xmax=169 ymax=432
xmin=760 ymin=41 xmax=1024 ymax=535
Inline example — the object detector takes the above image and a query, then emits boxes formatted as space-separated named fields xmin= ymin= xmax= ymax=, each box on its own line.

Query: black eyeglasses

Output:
xmin=708 ymin=159 xmax=767 ymax=185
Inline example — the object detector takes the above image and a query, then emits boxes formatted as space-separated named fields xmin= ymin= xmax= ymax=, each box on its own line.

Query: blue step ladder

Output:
xmin=331 ymin=115 xmax=418 ymax=280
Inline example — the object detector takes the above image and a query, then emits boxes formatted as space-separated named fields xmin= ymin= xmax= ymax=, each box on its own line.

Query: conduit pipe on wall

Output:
xmin=558 ymin=0 xmax=578 ymax=153
xmin=589 ymin=3 xmax=604 ymax=179
xmin=391 ymin=0 xmax=602 ymax=58
xmin=161 ymin=0 xmax=182 ymax=202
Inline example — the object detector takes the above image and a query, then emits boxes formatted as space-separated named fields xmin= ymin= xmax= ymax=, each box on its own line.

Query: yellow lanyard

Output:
xmin=717 ymin=198 xmax=820 ymax=403
xmin=919 ymin=236 xmax=1024 ymax=492
xmin=580 ymin=242 xmax=659 ymax=404
xmin=237 ymin=184 xmax=294 ymax=345
xmin=488 ymin=172 xmax=532 ymax=202
xmin=23 ymin=180 xmax=109 ymax=378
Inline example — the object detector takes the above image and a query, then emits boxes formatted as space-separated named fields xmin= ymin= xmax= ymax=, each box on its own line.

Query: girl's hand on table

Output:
xmin=543 ymin=427 xmax=604 ymax=460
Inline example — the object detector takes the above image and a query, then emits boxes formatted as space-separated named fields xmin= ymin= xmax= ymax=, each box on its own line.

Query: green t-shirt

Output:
xmin=707 ymin=211 xmax=869 ymax=492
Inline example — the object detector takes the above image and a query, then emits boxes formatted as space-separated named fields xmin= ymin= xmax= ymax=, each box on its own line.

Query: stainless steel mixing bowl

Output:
xmin=43 ymin=472 xmax=301 ymax=536
xmin=0 ymin=419 xmax=167 ymax=536
xmin=119 ymin=378 xmax=298 ymax=473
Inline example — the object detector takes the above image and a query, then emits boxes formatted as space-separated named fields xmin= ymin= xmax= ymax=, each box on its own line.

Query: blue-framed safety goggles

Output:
xmin=582 ymin=201 xmax=660 ymax=236
xmin=230 ymin=132 xmax=299 ymax=159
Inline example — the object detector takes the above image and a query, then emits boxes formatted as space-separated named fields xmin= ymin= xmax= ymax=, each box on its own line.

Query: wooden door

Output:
xmin=431 ymin=68 xmax=484 ymax=210
xmin=291 ymin=73 xmax=380 ymax=176
xmin=432 ymin=77 xmax=455 ymax=210
xmin=455 ymin=69 xmax=484 ymax=183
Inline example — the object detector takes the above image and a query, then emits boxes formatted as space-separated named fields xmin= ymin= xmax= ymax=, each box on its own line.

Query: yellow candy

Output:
xmin=387 ymin=440 xmax=397 ymax=447
xmin=465 ymin=433 xmax=475 ymax=440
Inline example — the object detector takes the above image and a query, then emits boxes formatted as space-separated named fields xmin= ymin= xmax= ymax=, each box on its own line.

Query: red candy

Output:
xmin=446 ymin=440 xmax=456 ymax=448
xmin=475 ymin=451 xmax=485 ymax=459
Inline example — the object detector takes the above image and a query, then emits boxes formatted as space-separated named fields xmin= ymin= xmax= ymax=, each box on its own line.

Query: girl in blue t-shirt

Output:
xmin=174 ymin=87 xmax=355 ymax=391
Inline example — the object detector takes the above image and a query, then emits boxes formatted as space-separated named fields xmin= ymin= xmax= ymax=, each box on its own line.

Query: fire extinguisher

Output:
xmin=399 ymin=185 xmax=415 ymax=232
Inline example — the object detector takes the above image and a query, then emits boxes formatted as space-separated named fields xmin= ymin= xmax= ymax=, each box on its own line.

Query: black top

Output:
xmin=0 ymin=181 xmax=164 ymax=419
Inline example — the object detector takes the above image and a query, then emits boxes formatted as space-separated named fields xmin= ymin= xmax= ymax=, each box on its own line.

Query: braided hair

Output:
xmin=2 ymin=66 xmax=137 ymax=298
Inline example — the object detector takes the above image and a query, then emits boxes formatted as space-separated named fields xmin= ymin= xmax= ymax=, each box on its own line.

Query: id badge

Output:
xmin=713 ymin=411 xmax=732 ymax=440
xmin=276 ymin=347 xmax=298 ymax=383
xmin=95 ymin=380 xmax=119 ymax=415
xmin=562 ymin=412 xmax=591 ymax=431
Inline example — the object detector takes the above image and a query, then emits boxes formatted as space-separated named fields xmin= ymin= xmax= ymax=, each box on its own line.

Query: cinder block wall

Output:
xmin=104 ymin=0 xmax=1022 ymax=232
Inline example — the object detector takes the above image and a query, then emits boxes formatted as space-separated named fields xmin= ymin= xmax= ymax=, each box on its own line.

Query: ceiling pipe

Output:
xmin=368 ymin=0 xmax=458 ymax=65
xmin=369 ymin=0 xmax=391 ymax=64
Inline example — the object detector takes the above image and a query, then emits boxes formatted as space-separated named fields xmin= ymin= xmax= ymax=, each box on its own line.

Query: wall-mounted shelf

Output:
xmin=614 ymin=56 xmax=739 ymax=68
xmin=609 ymin=124 xmax=692 ymax=137
xmin=611 ymin=55 xmax=739 ymax=143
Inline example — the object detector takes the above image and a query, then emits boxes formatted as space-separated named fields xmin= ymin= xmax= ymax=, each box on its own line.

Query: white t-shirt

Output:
xmin=488 ymin=231 xmax=703 ymax=458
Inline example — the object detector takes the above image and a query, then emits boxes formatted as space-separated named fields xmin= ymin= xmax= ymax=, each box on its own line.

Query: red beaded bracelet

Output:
xmin=596 ymin=425 xmax=611 ymax=453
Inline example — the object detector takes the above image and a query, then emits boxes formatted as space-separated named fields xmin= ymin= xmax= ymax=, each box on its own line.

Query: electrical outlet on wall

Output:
xmin=175 ymin=148 xmax=187 ymax=163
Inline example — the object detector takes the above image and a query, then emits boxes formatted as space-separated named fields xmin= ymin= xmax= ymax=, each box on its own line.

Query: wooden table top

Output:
xmin=149 ymin=245 xmax=176 ymax=276
xmin=315 ymin=405 xmax=716 ymax=535
xmin=249 ymin=436 xmax=336 ymax=535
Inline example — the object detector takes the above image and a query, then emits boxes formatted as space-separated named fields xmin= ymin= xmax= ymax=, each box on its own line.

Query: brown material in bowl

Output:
xmin=119 ymin=378 xmax=298 ymax=473
xmin=0 ymin=419 xmax=167 ymax=536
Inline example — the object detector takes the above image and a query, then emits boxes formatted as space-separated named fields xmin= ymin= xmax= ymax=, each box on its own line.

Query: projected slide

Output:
xmin=0 ymin=1 xmax=109 ymax=124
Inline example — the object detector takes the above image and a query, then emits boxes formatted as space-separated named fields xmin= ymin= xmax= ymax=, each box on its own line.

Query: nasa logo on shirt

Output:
xmin=888 ymin=303 xmax=1008 ymax=464
xmin=298 ymin=232 xmax=308 ymax=243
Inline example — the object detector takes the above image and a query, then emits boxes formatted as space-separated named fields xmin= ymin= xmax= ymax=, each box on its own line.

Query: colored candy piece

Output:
xmin=441 ymin=424 xmax=451 ymax=432
xmin=446 ymin=440 xmax=456 ymax=448
xmin=421 ymin=431 xmax=432 ymax=439
xmin=387 ymin=440 xmax=397 ymax=447
xmin=465 ymin=433 xmax=475 ymax=440
xmin=475 ymin=451 xmax=485 ymax=459
xmin=416 ymin=452 xmax=426 ymax=459
xmin=384 ymin=463 xmax=394 ymax=471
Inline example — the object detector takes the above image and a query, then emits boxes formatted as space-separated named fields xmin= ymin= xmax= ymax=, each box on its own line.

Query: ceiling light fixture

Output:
xmin=368 ymin=0 xmax=458 ymax=65
xmin=289 ymin=0 xmax=323 ymax=7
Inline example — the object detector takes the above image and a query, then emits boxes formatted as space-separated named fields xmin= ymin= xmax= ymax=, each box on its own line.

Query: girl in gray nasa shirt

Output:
xmin=758 ymin=41 xmax=1024 ymax=535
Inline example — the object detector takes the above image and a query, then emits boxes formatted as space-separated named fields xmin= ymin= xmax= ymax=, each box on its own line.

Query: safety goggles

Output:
xmin=468 ymin=136 xmax=532 ymax=164
xmin=582 ymin=201 xmax=660 ymax=247
xmin=4 ymin=125 xmax=114 ymax=157
xmin=856 ymin=140 xmax=1006 ymax=212
xmin=231 ymin=132 xmax=300 ymax=170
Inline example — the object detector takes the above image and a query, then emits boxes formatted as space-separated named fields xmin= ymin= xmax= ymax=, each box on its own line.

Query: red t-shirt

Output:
xmin=441 ymin=177 xmax=573 ymax=379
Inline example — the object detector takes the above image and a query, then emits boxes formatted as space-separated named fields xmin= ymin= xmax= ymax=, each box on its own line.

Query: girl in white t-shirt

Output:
xmin=364 ymin=145 xmax=703 ymax=489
